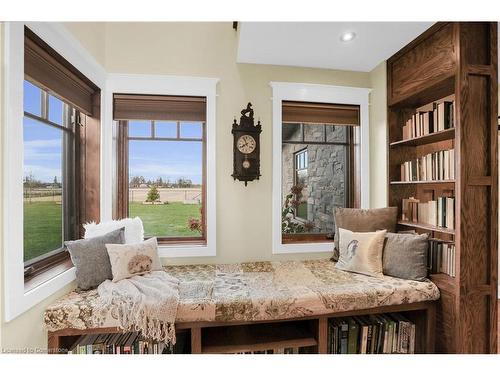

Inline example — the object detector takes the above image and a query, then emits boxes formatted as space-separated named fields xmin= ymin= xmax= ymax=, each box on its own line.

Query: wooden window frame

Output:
xmin=116 ymin=119 xmax=207 ymax=246
xmin=281 ymin=120 xmax=360 ymax=245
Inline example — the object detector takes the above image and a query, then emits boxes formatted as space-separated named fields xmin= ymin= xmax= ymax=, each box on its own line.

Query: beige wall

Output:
xmin=0 ymin=22 xmax=390 ymax=350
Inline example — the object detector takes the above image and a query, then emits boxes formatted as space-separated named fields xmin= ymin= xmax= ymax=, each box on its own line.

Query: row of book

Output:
xmin=68 ymin=331 xmax=187 ymax=354
xmin=328 ymin=314 xmax=416 ymax=354
xmin=402 ymin=196 xmax=455 ymax=229
xmin=400 ymin=149 xmax=455 ymax=182
xmin=402 ymin=100 xmax=454 ymax=140
xmin=428 ymin=240 xmax=456 ymax=277
xmin=236 ymin=348 xmax=304 ymax=354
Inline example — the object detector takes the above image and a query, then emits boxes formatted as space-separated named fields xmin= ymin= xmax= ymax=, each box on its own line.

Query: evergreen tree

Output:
xmin=146 ymin=185 xmax=160 ymax=202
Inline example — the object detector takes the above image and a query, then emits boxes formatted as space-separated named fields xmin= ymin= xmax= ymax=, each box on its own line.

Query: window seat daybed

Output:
xmin=44 ymin=259 xmax=440 ymax=353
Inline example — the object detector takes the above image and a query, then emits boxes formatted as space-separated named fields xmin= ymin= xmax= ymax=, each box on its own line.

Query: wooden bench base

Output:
xmin=48 ymin=301 xmax=436 ymax=354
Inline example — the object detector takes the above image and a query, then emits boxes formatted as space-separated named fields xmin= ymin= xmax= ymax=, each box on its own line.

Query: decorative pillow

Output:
xmin=106 ymin=237 xmax=162 ymax=282
xmin=383 ymin=232 xmax=429 ymax=281
xmin=84 ymin=217 xmax=144 ymax=244
xmin=332 ymin=207 xmax=398 ymax=261
xmin=65 ymin=227 xmax=125 ymax=290
xmin=335 ymin=228 xmax=387 ymax=277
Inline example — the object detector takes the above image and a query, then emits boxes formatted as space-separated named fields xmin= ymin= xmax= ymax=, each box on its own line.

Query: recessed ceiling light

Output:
xmin=340 ymin=31 xmax=356 ymax=42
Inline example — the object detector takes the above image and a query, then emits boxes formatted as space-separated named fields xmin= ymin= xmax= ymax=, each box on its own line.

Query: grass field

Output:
xmin=24 ymin=201 xmax=62 ymax=262
xmin=23 ymin=201 xmax=201 ymax=262
xmin=129 ymin=202 xmax=202 ymax=237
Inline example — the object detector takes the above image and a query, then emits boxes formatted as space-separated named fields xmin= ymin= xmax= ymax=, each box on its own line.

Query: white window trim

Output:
xmin=105 ymin=74 xmax=219 ymax=258
xmin=270 ymin=82 xmax=371 ymax=255
xmin=2 ymin=22 xmax=107 ymax=321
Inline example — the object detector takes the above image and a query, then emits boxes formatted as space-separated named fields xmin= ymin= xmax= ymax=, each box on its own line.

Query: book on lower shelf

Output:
xmin=402 ymin=196 xmax=455 ymax=230
xmin=68 ymin=331 xmax=189 ymax=354
xmin=428 ymin=240 xmax=456 ymax=277
xmin=328 ymin=314 xmax=416 ymax=354
xmin=400 ymin=148 xmax=455 ymax=182
xmin=402 ymin=99 xmax=454 ymax=140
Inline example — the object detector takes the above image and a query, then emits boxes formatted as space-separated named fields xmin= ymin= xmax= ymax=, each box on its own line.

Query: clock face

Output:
xmin=236 ymin=135 xmax=256 ymax=154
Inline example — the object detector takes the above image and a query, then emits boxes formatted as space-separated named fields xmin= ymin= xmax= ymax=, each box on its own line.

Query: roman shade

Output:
xmin=113 ymin=94 xmax=207 ymax=121
xmin=282 ymin=101 xmax=360 ymax=126
xmin=24 ymin=27 xmax=99 ymax=116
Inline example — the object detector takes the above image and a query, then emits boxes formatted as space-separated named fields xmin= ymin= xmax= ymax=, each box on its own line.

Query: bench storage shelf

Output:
xmin=48 ymin=301 xmax=436 ymax=354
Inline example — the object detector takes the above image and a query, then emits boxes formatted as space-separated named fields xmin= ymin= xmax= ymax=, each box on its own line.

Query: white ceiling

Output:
xmin=237 ymin=22 xmax=434 ymax=72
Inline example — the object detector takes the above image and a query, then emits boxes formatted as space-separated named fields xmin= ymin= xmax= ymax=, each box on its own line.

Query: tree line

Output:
xmin=129 ymin=176 xmax=200 ymax=188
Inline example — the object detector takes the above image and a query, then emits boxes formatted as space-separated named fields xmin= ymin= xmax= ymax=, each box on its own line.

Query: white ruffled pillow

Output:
xmin=84 ymin=217 xmax=144 ymax=244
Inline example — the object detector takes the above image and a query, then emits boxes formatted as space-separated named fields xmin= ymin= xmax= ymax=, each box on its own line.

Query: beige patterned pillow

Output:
xmin=106 ymin=237 xmax=162 ymax=282
xmin=335 ymin=228 xmax=387 ymax=277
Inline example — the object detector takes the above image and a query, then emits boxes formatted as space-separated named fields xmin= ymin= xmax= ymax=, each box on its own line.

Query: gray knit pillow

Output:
xmin=382 ymin=232 xmax=429 ymax=281
xmin=65 ymin=227 xmax=125 ymax=290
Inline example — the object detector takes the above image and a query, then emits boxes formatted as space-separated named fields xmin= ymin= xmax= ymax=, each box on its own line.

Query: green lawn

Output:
xmin=24 ymin=201 xmax=62 ymax=262
xmin=23 ymin=201 xmax=201 ymax=262
xmin=129 ymin=202 xmax=202 ymax=237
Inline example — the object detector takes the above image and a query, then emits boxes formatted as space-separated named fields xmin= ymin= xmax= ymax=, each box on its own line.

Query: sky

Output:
xmin=23 ymin=80 xmax=203 ymax=185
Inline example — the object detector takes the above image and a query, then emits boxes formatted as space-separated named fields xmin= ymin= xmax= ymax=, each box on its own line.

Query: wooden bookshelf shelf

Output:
xmin=390 ymin=180 xmax=455 ymax=185
xmin=390 ymin=128 xmax=455 ymax=147
xmin=201 ymin=321 xmax=317 ymax=354
xmin=398 ymin=220 xmax=455 ymax=235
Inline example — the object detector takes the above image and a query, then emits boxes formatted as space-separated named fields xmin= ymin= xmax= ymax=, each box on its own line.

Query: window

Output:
xmin=22 ymin=26 xmax=101 ymax=284
xmin=23 ymin=80 xmax=76 ymax=267
xmin=114 ymin=94 xmax=207 ymax=244
xmin=281 ymin=101 xmax=360 ymax=244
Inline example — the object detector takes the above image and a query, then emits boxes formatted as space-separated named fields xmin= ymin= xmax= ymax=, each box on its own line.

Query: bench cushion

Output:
xmin=44 ymin=259 xmax=439 ymax=332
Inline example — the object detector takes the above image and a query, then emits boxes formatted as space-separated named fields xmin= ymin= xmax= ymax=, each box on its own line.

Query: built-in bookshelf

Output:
xmin=328 ymin=313 xmax=417 ymax=354
xmin=387 ymin=22 xmax=497 ymax=353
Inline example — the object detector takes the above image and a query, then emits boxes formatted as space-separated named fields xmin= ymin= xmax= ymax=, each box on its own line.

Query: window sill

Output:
xmin=24 ymin=258 xmax=74 ymax=293
xmin=282 ymin=234 xmax=334 ymax=244
xmin=158 ymin=242 xmax=216 ymax=258
xmin=272 ymin=241 xmax=335 ymax=255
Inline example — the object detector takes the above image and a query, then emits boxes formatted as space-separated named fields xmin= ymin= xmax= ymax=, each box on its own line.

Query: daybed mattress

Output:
xmin=44 ymin=259 xmax=440 ymax=332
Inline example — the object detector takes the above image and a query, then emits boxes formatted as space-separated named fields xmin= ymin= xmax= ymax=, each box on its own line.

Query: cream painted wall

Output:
xmin=0 ymin=22 xmax=390 ymax=350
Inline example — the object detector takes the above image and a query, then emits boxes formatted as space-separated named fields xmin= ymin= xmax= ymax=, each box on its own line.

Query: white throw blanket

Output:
xmin=94 ymin=271 xmax=180 ymax=345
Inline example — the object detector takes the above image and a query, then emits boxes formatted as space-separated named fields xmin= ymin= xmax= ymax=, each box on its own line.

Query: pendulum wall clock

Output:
xmin=231 ymin=103 xmax=262 ymax=186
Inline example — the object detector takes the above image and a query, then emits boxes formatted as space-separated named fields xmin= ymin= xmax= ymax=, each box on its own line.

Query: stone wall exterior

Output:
xmin=281 ymin=124 xmax=347 ymax=234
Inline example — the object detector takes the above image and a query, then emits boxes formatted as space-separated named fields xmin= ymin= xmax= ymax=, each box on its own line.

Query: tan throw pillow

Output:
xmin=332 ymin=207 xmax=398 ymax=261
xmin=106 ymin=237 xmax=163 ymax=282
xmin=335 ymin=228 xmax=387 ymax=277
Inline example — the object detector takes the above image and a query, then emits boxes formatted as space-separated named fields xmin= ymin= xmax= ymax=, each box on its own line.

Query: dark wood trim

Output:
xmin=282 ymin=233 xmax=334 ymax=244
xmin=116 ymin=120 xmax=129 ymax=220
